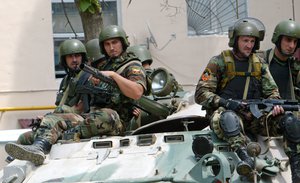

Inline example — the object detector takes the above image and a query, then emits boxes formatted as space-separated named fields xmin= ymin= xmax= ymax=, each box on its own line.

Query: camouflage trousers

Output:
xmin=17 ymin=107 xmax=124 ymax=145
xmin=210 ymin=107 xmax=298 ymax=152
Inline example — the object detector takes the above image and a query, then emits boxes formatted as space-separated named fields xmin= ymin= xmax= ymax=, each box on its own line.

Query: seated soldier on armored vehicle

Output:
xmin=5 ymin=39 xmax=87 ymax=164
xmin=5 ymin=25 xmax=147 ymax=166
xmin=85 ymin=38 xmax=106 ymax=68
xmin=194 ymin=19 xmax=285 ymax=180
xmin=260 ymin=19 xmax=300 ymax=183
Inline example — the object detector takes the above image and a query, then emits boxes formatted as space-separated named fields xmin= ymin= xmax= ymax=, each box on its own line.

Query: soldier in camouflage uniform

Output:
xmin=194 ymin=20 xmax=284 ymax=179
xmin=5 ymin=39 xmax=94 ymax=165
xmin=6 ymin=25 xmax=147 ymax=166
xmin=16 ymin=39 xmax=89 ymax=145
xmin=85 ymin=38 xmax=106 ymax=68
xmin=82 ymin=25 xmax=146 ymax=135
xmin=261 ymin=19 xmax=300 ymax=183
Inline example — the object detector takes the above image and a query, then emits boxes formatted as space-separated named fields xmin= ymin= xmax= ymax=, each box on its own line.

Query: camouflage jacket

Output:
xmin=194 ymin=50 xmax=280 ymax=110
xmin=93 ymin=51 xmax=147 ymax=123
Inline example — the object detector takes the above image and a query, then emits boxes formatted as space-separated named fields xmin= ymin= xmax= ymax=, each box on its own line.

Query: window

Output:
xmin=52 ymin=0 xmax=120 ymax=78
xmin=186 ymin=0 xmax=247 ymax=36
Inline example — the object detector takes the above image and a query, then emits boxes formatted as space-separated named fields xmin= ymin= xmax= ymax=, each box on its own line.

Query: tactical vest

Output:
xmin=55 ymin=71 xmax=87 ymax=107
xmin=95 ymin=52 xmax=143 ymax=123
xmin=220 ymin=50 xmax=262 ymax=90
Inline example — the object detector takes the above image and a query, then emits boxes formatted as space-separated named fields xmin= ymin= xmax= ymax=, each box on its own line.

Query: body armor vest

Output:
xmin=218 ymin=50 xmax=262 ymax=99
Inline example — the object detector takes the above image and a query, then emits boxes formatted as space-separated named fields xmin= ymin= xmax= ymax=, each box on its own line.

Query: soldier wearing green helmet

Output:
xmin=85 ymin=38 xmax=106 ymax=68
xmin=195 ymin=19 xmax=283 ymax=180
xmin=261 ymin=19 xmax=300 ymax=183
xmin=5 ymin=39 xmax=91 ymax=165
xmin=83 ymin=25 xmax=146 ymax=135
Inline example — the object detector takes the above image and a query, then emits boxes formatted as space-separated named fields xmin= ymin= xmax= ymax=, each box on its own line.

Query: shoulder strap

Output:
xmin=222 ymin=50 xmax=235 ymax=77
xmin=220 ymin=50 xmax=235 ymax=89
xmin=267 ymin=48 xmax=275 ymax=64
xmin=58 ymin=71 xmax=84 ymax=106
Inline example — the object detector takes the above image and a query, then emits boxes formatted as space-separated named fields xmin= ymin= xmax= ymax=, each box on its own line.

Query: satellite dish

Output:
xmin=146 ymin=22 xmax=158 ymax=48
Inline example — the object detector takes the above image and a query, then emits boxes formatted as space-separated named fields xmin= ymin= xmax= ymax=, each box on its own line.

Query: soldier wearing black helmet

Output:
xmin=261 ymin=19 xmax=300 ymax=183
xmin=195 ymin=19 xmax=284 ymax=180
xmin=5 ymin=39 xmax=90 ymax=165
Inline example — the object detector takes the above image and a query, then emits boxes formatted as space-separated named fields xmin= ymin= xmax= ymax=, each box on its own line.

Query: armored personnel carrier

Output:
xmin=0 ymin=67 xmax=292 ymax=183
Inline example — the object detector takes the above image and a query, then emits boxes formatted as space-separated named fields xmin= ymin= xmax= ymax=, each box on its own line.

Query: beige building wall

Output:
xmin=0 ymin=0 xmax=56 ymax=130
xmin=0 ymin=0 xmax=299 ymax=130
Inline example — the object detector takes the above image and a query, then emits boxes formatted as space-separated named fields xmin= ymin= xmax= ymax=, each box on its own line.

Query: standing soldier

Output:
xmin=194 ymin=20 xmax=284 ymax=180
xmin=261 ymin=19 xmax=300 ymax=183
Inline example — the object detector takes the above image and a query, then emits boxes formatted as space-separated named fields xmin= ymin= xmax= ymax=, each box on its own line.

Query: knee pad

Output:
xmin=219 ymin=110 xmax=241 ymax=138
xmin=280 ymin=112 xmax=300 ymax=143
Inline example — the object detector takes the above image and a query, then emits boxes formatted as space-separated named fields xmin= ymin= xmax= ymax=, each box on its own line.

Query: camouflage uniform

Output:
xmin=261 ymin=20 xmax=300 ymax=182
xmin=195 ymin=19 xmax=282 ymax=179
xmin=5 ymin=39 xmax=91 ymax=165
xmin=195 ymin=51 xmax=280 ymax=148
xmin=80 ymin=51 xmax=147 ymax=136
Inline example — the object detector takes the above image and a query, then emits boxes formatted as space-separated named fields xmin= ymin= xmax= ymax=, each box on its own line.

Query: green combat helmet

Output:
xmin=99 ymin=25 xmax=130 ymax=56
xmin=272 ymin=19 xmax=300 ymax=50
xmin=228 ymin=20 xmax=263 ymax=51
xmin=127 ymin=45 xmax=153 ymax=65
xmin=59 ymin=39 xmax=87 ymax=72
xmin=85 ymin=38 xmax=105 ymax=67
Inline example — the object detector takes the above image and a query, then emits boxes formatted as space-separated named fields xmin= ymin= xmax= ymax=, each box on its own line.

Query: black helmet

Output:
xmin=99 ymin=25 xmax=130 ymax=56
xmin=59 ymin=39 xmax=87 ymax=70
xmin=228 ymin=20 xmax=262 ymax=51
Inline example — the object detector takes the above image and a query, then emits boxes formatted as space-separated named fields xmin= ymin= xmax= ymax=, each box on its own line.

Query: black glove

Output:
xmin=219 ymin=98 xmax=243 ymax=111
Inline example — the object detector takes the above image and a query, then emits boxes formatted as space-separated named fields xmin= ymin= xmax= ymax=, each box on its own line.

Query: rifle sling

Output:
xmin=288 ymin=61 xmax=296 ymax=100
xmin=243 ymin=57 xmax=253 ymax=100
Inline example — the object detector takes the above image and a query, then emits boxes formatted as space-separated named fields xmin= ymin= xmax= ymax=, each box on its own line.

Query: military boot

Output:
xmin=5 ymin=138 xmax=51 ymax=166
xmin=289 ymin=152 xmax=300 ymax=183
xmin=236 ymin=147 xmax=254 ymax=177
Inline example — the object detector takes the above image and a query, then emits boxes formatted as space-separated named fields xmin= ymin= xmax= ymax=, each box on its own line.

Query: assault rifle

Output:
xmin=79 ymin=63 xmax=170 ymax=118
xmin=79 ymin=63 xmax=117 ymax=87
xmin=239 ymin=99 xmax=300 ymax=119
